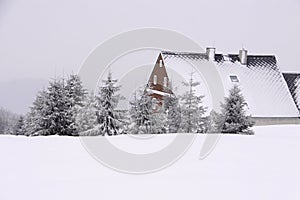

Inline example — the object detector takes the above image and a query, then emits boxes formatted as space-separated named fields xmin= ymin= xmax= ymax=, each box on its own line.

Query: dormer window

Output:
xmin=159 ymin=60 xmax=163 ymax=67
xmin=230 ymin=75 xmax=239 ymax=82
xmin=153 ymin=75 xmax=157 ymax=85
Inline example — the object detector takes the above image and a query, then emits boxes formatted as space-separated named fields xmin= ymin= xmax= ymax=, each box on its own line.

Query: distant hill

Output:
xmin=0 ymin=78 xmax=48 ymax=114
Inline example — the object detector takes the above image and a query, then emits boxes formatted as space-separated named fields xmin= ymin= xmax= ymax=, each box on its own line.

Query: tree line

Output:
xmin=1 ymin=72 xmax=254 ymax=136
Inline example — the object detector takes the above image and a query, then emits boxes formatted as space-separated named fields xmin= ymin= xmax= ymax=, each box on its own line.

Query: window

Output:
xmin=152 ymin=98 xmax=158 ymax=109
xmin=153 ymin=75 xmax=157 ymax=85
xmin=159 ymin=60 xmax=163 ymax=67
xmin=163 ymin=77 xmax=168 ymax=87
xmin=230 ymin=75 xmax=239 ymax=82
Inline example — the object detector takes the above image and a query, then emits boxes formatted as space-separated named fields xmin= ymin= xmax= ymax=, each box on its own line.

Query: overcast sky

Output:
xmin=0 ymin=0 xmax=300 ymax=82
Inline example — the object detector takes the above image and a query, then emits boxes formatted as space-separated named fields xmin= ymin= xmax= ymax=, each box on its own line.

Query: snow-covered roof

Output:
xmin=283 ymin=73 xmax=300 ymax=112
xmin=160 ymin=51 xmax=300 ymax=118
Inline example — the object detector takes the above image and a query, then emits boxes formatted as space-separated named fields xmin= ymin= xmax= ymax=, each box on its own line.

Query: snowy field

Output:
xmin=1 ymin=125 xmax=300 ymax=200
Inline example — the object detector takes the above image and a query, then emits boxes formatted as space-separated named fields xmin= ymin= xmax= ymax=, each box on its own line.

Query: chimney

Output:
xmin=206 ymin=47 xmax=216 ymax=61
xmin=239 ymin=48 xmax=248 ymax=65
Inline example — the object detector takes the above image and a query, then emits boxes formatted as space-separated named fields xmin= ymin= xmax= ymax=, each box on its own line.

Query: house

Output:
xmin=148 ymin=48 xmax=300 ymax=125
xmin=147 ymin=53 xmax=173 ymax=105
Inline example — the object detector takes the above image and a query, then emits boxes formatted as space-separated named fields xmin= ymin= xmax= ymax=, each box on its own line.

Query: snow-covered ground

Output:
xmin=1 ymin=125 xmax=300 ymax=200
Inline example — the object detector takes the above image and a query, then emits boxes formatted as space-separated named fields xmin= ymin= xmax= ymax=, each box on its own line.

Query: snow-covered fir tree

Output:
xmin=43 ymin=79 xmax=74 ymax=135
xmin=14 ymin=116 xmax=25 ymax=135
xmin=65 ymin=74 xmax=87 ymax=135
xmin=22 ymin=90 xmax=48 ymax=136
xmin=65 ymin=74 xmax=86 ymax=107
xmin=22 ymin=75 xmax=88 ymax=136
xmin=0 ymin=113 xmax=4 ymax=134
xmin=129 ymin=86 xmax=165 ymax=134
xmin=0 ymin=109 xmax=7 ymax=134
xmin=134 ymin=90 xmax=152 ymax=133
xmin=207 ymin=110 xmax=225 ymax=133
xmin=220 ymin=85 xmax=254 ymax=134
xmin=128 ymin=91 xmax=139 ymax=130
xmin=74 ymin=93 xmax=98 ymax=133
xmin=163 ymin=94 xmax=181 ymax=133
xmin=0 ymin=107 xmax=19 ymax=135
xmin=95 ymin=72 xmax=124 ymax=136
xmin=179 ymin=72 xmax=207 ymax=133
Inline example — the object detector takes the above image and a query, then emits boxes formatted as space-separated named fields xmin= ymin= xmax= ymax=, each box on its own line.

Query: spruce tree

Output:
xmin=163 ymin=95 xmax=181 ymax=133
xmin=135 ymin=90 xmax=152 ymax=133
xmin=22 ymin=75 xmax=87 ymax=136
xmin=96 ymin=72 xmax=123 ymax=136
xmin=179 ymin=73 xmax=207 ymax=133
xmin=128 ymin=91 xmax=139 ymax=130
xmin=207 ymin=110 xmax=225 ymax=133
xmin=44 ymin=79 xmax=71 ymax=135
xmin=65 ymin=74 xmax=86 ymax=107
xmin=65 ymin=74 xmax=87 ymax=135
xmin=0 ymin=113 xmax=4 ymax=134
xmin=22 ymin=90 xmax=48 ymax=136
xmin=14 ymin=116 xmax=25 ymax=135
xmin=128 ymin=86 xmax=165 ymax=134
xmin=29 ymin=78 xmax=74 ymax=136
xmin=0 ymin=108 xmax=19 ymax=135
xmin=221 ymin=85 xmax=254 ymax=134
xmin=74 ymin=93 xmax=98 ymax=133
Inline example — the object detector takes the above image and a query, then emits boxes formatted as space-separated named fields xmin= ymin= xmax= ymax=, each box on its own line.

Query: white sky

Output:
xmin=0 ymin=0 xmax=300 ymax=82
